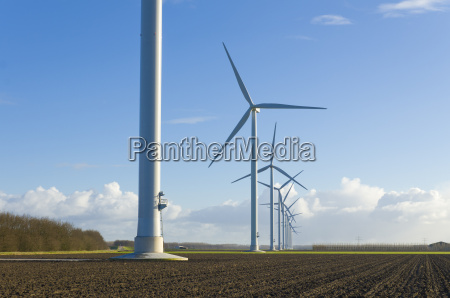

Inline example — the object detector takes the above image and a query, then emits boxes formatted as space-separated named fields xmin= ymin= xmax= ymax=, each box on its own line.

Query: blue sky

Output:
xmin=1 ymin=0 xmax=450 ymax=244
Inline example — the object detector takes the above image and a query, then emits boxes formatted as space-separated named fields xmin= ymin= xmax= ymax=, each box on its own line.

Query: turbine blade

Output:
xmin=233 ymin=165 xmax=270 ymax=184
xmin=288 ymin=198 xmax=300 ymax=210
xmin=270 ymin=123 xmax=277 ymax=165
xmin=231 ymin=173 xmax=251 ymax=184
xmin=258 ymin=165 xmax=271 ymax=174
xmin=255 ymin=103 xmax=326 ymax=110
xmin=279 ymin=170 xmax=304 ymax=189
xmin=209 ymin=107 xmax=251 ymax=168
xmin=259 ymin=182 xmax=280 ymax=194
xmin=283 ymin=183 xmax=294 ymax=203
xmin=258 ymin=181 xmax=271 ymax=188
xmin=223 ymin=107 xmax=252 ymax=145
xmin=208 ymin=152 xmax=221 ymax=168
xmin=288 ymin=215 xmax=296 ymax=224
xmin=274 ymin=166 xmax=307 ymax=190
xmin=262 ymin=203 xmax=279 ymax=206
xmin=222 ymin=43 xmax=254 ymax=107
xmin=286 ymin=208 xmax=296 ymax=222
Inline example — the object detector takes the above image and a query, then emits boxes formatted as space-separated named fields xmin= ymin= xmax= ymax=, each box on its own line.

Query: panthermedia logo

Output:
xmin=128 ymin=136 xmax=316 ymax=162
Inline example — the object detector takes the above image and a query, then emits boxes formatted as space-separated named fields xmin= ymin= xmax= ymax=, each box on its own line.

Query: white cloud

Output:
xmin=164 ymin=201 xmax=184 ymax=220
xmin=0 ymin=182 xmax=138 ymax=240
xmin=378 ymin=0 xmax=450 ymax=17
xmin=374 ymin=188 xmax=449 ymax=224
xmin=289 ymin=178 xmax=384 ymax=217
xmin=222 ymin=200 xmax=240 ymax=207
xmin=167 ymin=116 xmax=216 ymax=125
xmin=288 ymin=178 xmax=450 ymax=243
xmin=311 ymin=15 xmax=352 ymax=25
xmin=1 ymin=179 xmax=449 ymax=245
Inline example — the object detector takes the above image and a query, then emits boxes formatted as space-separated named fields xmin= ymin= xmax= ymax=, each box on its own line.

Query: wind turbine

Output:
xmin=285 ymin=202 xmax=301 ymax=250
xmin=113 ymin=0 xmax=186 ymax=261
xmin=258 ymin=170 xmax=304 ymax=250
xmin=279 ymin=198 xmax=301 ymax=250
xmin=232 ymin=124 xmax=307 ymax=251
xmin=281 ymin=185 xmax=303 ymax=249
xmin=279 ymin=183 xmax=303 ymax=249
xmin=287 ymin=221 xmax=301 ymax=250
xmin=281 ymin=183 xmax=294 ymax=249
xmin=209 ymin=43 xmax=325 ymax=251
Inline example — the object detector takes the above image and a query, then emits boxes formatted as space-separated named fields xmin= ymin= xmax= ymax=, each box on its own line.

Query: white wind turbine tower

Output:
xmin=281 ymin=186 xmax=302 ymax=249
xmin=285 ymin=202 xmax=301 ymax=250
xmin=261 ymin=198 xmax=300 ymax=250
xmin=278 ymin=182 xmax=302 ymax=250
xmin=113 ymin=0 xmax=186 ymax=261
xmin=281 ymin=184 xmax=294 ymax=249
xmin=287 ymin=218 xmax=301 ymax=250
xmin=259 ymin=170 xmax=304 ymax=250
xmin=232 ymin=123 xmax=307 ymax=251
xmin=210 ymin=44 xmax=326 ymax=252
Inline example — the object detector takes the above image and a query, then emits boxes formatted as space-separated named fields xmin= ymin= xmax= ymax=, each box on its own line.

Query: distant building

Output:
xmin=429 ymin=242 xmax=450 ymax=251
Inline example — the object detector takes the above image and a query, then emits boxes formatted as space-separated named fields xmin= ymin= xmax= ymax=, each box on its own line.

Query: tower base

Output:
xmin=110 ymin=236 xmax=187 ymax=261
xmin=111 ymin=252 xmax=188 ymax=261
xmin=134 ymin=236 xmax=163 ymax=253
xmin=248 ymin=245 xmax=266 ymax=253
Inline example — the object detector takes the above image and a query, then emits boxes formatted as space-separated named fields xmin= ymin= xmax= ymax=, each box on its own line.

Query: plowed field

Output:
xmin=1 ymin=253 xmax=449 ymax=297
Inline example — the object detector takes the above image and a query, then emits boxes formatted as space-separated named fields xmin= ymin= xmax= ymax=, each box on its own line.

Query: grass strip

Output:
xmin=1 ymin=250 xmax=449 ymax=256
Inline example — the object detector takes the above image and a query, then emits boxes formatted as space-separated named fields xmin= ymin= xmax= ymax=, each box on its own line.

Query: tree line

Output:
xmin=104 ymin=240 xmax=134 ymax=249
xmin=164 ymin=242 xmax=250 ymax=250
xmin=107 ymin=241 xmax=251 ymax=250
xmin=0 ymin=212 xmax=107 ymax=252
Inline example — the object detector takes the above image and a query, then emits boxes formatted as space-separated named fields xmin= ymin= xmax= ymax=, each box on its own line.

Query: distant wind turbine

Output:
xmin=259 ymin=171 xmax=304 ymax=250
xmin=281 ymin=183 xmax=295 ymax=249
xmin=233 ymin=124 xmax=307 ymax=251
xmin=209 ymin=43 xmax=325 ymax=251
xmin=284 ymin=200 xmax=301 ymax=249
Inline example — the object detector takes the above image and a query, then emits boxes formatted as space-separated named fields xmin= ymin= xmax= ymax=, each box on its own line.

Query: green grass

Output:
xmin=1 ymin=250 xmax=449 ymax=256
xmin=166 ymin=250 xmax=450 ymax=255
xmin=108 ymin=246 xmax=134 ymax=251
xmin=0 ymin=250 xmax=125 ymax=256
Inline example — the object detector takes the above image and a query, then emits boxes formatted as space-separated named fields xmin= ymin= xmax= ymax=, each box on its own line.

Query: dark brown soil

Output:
xmin=1 ymin=253 xmax=449 ymax=297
